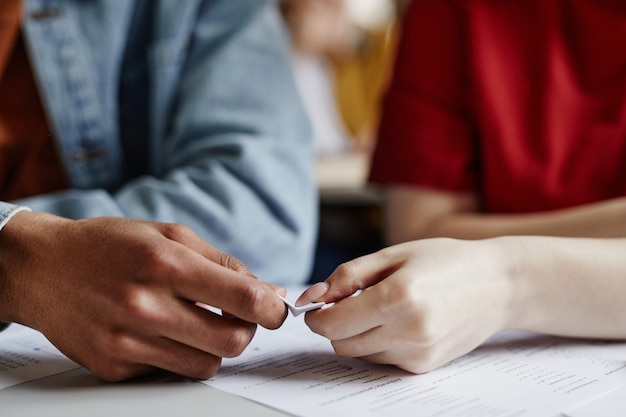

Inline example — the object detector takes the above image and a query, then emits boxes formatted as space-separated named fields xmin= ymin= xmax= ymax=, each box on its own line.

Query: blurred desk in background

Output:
xmin=310 ymin=153 xmax=384 ymax=283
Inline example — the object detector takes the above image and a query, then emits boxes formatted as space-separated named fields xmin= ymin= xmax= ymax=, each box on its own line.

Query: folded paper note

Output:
xmin=277 ymin=294 xmax=325 ymax=317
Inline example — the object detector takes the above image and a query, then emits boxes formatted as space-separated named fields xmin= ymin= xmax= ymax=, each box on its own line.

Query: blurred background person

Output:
xmin=281 ymin=0 xmax=408 ymax=173
xmin=281 ymin=0 xmax=410 ymax=283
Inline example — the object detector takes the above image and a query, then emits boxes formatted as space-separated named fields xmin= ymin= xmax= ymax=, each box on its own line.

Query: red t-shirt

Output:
xmin=369 ymin=0 xmax=626 ymax=213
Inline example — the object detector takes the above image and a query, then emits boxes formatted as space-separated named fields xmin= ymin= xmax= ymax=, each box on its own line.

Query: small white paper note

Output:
xmin=277 ymin=294 xmax=325 ymax=317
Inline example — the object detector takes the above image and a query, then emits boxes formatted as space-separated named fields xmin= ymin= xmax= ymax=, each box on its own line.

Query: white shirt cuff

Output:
xmin=0 ymin=206 xmax=32 ymax=232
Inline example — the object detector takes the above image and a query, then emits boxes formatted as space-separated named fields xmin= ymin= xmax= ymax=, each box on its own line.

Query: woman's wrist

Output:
xmin=491 ymin=235 xmax=594 ymax=336
xmin=486 ymin=236 xmax=537 ymax=333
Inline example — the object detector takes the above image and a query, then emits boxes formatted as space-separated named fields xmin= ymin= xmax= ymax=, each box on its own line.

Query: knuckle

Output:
xmin=407 ymin=306 xmax=442 ymax=346
xmin=147 ymin=252 xmax=178 ymax=280
xmin=376 ymin=246 xmax=398 ymax=262
xmin=381 ymin=286 xmax=443 ymax=346
xmin=237 ymin=284 xmax=267 ymax=317
xmin=220 ymin=325 xmax=255 ymax=357
xmin=160 ymin=223 xmax=193 ymax=242
xmin=303 ymin=313 xmax=321 ymax=334
xmin=382 ymin=283 xmax=441 ymax=343
xmin=329 ymin=261 xmax=365 ymax=294
xmin=118 ymin=287 xmax=160 ymax=325
xmin=305 ymin=314 xmax=338 ymax=339
xmin=333 ymin=262 xmax=357 ymax=280
xmin=104 ymin=367 xmax=135 ymax=382
xmin=221 ymin=252 xmax=249 ymax=274
xmin=331 ymin=340 xmax=352 ymax=358
xmin=132 ymin=242 xmax=181 ymax=284
xmin=414 ymin=317 xmax=440 ymax=346
xmin=172 ymin=352 xmax=221 ymax=380
xmin=89 ymin=360 xmax=135 ymax=382
xmin=100 ymin=328 xmax=137 ymax=358
xmin=191 ymin=356 xmax=222 ymax=380
xmin=404 ymin=349 xmax=441 ymax=374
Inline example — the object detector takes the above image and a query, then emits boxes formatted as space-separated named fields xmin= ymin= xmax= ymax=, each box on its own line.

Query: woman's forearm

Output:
xmin=501 ymin=236 xmax=626 ymax=339
xmin=388 ymin=192 xmax=626 ymax=243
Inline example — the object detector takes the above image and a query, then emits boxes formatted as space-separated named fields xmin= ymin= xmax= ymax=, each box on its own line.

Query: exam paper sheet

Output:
xmin=0 ymin=324 xmax=79 ymax=389
xmin=203 ymin=307 xmax=626 ymax=416
xmin=563 ymin=384 xmax=626 ymax=417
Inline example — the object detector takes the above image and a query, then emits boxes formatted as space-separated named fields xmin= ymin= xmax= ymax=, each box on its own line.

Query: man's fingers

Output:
xmin=157 ymin=244 xmax=286 ymax=329
xmin=124 ymin=336 xmax=224 ymax=381
xmin=159 ymin=223 xmax=253 ymax=275
xmin=86 ymin=332 xmax=222 ymax=382
xmin=157 ymin=222 xmax=288 ymax=328
xmin=158 ymin=299 xmax=257 ymax=358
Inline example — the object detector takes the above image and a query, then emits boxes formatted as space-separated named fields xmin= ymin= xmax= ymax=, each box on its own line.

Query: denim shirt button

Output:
xmin=72 ymin=147 xmax=108 ymax=163
xmin=29 ymin=9 xmax=63 ymax=21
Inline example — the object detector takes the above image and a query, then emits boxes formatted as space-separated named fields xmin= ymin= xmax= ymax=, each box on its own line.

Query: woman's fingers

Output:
xmin=298 ymin=247 xmax=405 ymax=305
xmin=305 ymin=286 xmax=387 ymax=340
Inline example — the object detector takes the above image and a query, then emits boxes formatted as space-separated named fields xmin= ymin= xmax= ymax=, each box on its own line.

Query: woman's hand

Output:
xmin=298 ymin=238 xmax=518 ymax=373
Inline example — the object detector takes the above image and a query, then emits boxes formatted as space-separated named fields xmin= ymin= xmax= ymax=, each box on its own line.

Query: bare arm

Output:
xmin=385 ymin=186 xmax=626 ymax=244
xmin=299 ymin=236 xmax=626 ymax=373
xmin=507 ymin=236 xmax=626 ymax=339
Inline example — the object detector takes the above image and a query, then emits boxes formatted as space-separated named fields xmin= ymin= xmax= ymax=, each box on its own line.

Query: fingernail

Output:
xmin=295 ymin=282 xmax=328 ymax=306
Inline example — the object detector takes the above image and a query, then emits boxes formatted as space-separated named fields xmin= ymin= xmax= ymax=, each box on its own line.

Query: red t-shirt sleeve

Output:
xmin=369 ymin=0 xmax=476 ymax=193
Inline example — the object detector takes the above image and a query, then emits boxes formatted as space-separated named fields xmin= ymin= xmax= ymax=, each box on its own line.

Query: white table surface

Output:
xmin=0 ymin=367 xmax=291 ymax=417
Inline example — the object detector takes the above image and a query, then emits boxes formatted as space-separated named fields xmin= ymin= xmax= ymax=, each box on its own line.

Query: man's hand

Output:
xmin=0 ymin=212 xmax=287 ymax=381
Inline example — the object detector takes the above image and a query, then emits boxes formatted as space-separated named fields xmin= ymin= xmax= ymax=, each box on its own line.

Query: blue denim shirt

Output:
xmin=1 ymin=0 xmax=317 ymax=284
